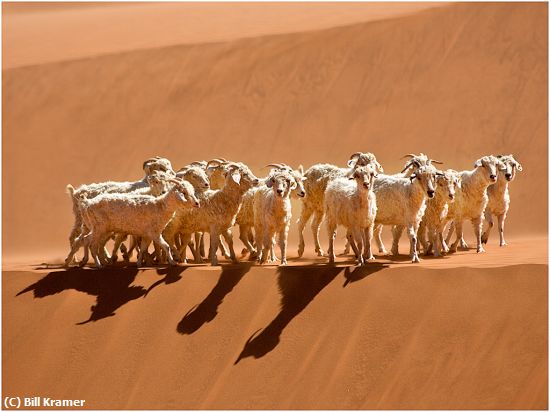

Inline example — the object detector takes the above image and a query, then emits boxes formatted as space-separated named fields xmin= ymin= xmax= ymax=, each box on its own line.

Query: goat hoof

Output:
xmin=412 ymin=256 xmax=420 ymax=263
xmin=477 ymin=247 xmax=485 ymax=253
xmin=500 ymin=242 xmax=507 ymax=247
xmin=280 ymin=260 xmax=288 ymax=266
xmin=316 ymin=249 xmax=325 ymax=257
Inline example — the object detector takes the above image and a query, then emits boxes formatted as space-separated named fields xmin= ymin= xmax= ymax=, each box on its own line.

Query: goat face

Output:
xmin=173 ymin=180 xmax=200 ymax=208
xmin=349 ymin=152 xmax=384 ymax=173
xmin=497 ymin=155 xmax=523 ymax=182
xmin=292 ymin=166 xmax=307 ymax=198
xmin=411 ymin=166 xmax=437 ymax=198
xmin=349 ymin=165 xmax=377 ymax=191
xmin=230 ymin=163 xmax=260 ymax=189
xmin=436 ymin=172 xmax=456 ymax=201
xmin=474 ymin=155 xmax=499 ymax=184
xmin=266 ymin=172 xmax=294 ymax=198
xmin=177 ymin=167 xmax=210 ymax=190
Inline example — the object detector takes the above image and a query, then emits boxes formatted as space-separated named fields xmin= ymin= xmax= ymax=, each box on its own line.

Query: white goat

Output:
xmin=363 ymin=153 xmax=442 ymax=255
xmin=163 ymin=162 xmax=260 ymax=266
xmin=417 ymin=169 xmax=461 ymax=257
xmin=195 ymin=158 xmax=233 ymax=259
xmin=297 ymin=152 xmax=384 ymax=257
xmin=67 ymin=178 xmax=199 ymax=268
xmin=65 ymin=157 xmax=175 ymax=266
xmin=373 ymin=165 xmax=439 ymax=263
xmin=237 ymin=163 xmax=306 ymax=259
xmin=444 ymin=155 xmax=500 ymax=253
xmin=481 ymin=154 xmax=523 ymax=246
xmin=253 ymin=170 xmax=296 ymax=265
xmin=325 ymin=165 xmax=377 ymax=265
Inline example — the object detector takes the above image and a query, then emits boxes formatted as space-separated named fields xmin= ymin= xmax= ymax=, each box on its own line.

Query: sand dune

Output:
xmin=2 ymin=2 xmax=548 ymax=409
xmin=3 ymin=2 xmax=444 ymax=69
xmin=4 ymin=258 xmax=547 ymax=409
xmin=3 ymin=2 xmax=547 ymax=258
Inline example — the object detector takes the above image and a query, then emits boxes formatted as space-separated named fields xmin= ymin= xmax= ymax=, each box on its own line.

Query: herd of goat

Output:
xmin=64 ymin=152 xmax=522 ymax=268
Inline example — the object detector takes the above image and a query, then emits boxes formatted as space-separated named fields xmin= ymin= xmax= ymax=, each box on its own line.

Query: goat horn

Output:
xmin=349 ymin=152 xmax=362 ymax=161
xmin=400 ymin=154 xmax=417 ymax=159
xmin=400 ymin=161 xmax=413 ymax=174
xmin=206 ymin=159 xmax=223 ymax=169
xmin=265 ymin=163 xmax=285 ymax=169
xmin=430 ymin=159 xmax=444 ymax=164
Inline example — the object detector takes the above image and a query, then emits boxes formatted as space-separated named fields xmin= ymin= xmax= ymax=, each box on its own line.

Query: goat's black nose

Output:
xmin=427 ymin=190 xmax=435 ymax=198
xmin=363 ymin=182 xmax=369 ymax=189
xmin=277 ymin=189 xmax=283 ymax=194
xmin=490 ymin=174 xmax=496 ymax=181
xmin=505 ymin=173 xmax=512 ymax=179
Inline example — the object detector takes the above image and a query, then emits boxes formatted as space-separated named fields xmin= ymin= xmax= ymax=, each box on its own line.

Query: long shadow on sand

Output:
xmin=16 ymin=265 xmax=173 ymax=324
xmin=234 ymin=265 xmax=343 ymax=364
xmin=342 ymin=262 xmax=389 ymax=287
xmin=144 ymin=266 xmax=189 ymax=297
xmin=177 ymin=263 xmax=253 ymax=335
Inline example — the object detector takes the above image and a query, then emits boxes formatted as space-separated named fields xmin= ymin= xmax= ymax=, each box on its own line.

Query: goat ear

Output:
xmin=456 ymin=177 xmax=462 ymax=189
xmin=516 ymin=162 xmax=523 ymax=171
xmin=409 ymin=173 xmax=417 ymax=182
xmin=231 ymin=172 xmax=241 ymax=185
xmin=474 ymin=159 xmax=483 ymax=168
xmin=347 ymin=159 xmax=357 ymax=168
xmin=376 ymin=162 xmax=384 ymax=173
xmin=266 ymin=177 xmax=274 ymax=188
xmin=290 ymin=180 xmax=297 ymax=190
xmin=298 ymin=164 xmax=304 ymax=175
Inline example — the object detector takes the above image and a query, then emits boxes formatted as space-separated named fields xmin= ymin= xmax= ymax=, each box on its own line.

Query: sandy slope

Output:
xmin=2 ymin=2 xmax=548 ymax=409
xmin=4 ymin=257 xmax=547 ymax=409
xmin=3 ymin=2 xmax=444 ymax=69
xmin=3 ymin=2 xmax=547 ymax=258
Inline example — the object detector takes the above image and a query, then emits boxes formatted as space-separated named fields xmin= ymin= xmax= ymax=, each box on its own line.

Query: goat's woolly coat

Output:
xmin=68 ymin=180 xmax=197 ymax=268
xmin=417 ymin=170 xmax=459 ymax=257
xmin=253 ymin=170 xmax=295 ymax=265
xmin=373 ymin=165 xmax=438 ymax=262
xmin=163 ymin=163 xmax=259 ymax=265
xmin=297 ymin=152 xmax=383 ymax=257
xmin=325 ymin=166 xmax=377 ymax=264
xmin=481 ymin=155 xmax=523 ymax=246
xmin=445 ymin=155 xmax=499 ymax=253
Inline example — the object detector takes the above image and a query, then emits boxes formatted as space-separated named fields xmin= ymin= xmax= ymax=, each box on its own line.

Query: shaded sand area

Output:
xmin=3 ymin=238 xmax=547 ymax=409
